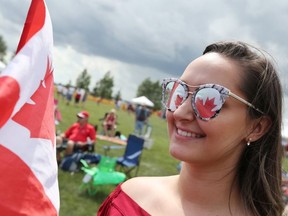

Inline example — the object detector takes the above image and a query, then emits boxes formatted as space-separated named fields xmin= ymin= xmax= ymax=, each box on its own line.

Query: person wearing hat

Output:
xmin=56 ymin=111 xmax=96 ymax=159
xmin=103 ymin=109 xmax=117 ymax=137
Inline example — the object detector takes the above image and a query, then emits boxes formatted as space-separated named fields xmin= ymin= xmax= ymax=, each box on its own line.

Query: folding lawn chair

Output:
xmin=115 ymin=134 xmax=145 ymax=177
xmin=80 ymin=156 xmax=126 ymax=195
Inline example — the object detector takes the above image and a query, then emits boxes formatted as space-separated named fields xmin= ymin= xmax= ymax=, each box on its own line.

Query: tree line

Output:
xmin=75 ymin=69 xmax=162 ymax=110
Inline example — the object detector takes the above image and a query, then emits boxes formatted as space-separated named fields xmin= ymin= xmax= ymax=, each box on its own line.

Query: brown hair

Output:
xmin=203 ymin=41 xmax=284 ymax=216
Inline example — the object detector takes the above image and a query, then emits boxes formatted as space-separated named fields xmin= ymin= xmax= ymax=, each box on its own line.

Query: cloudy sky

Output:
xmin=0 ymin=0 xmax=288 ymax=100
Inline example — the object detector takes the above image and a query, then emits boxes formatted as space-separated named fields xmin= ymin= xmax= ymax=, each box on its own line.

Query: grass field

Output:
xmin=56 ymin=95 xmax=179 ymax=216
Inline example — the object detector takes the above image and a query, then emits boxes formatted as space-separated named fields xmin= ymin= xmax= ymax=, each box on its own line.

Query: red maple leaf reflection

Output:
xmin=175 ymin=94 xmax=183 ymax=107
xmin=12 ymin=58 xmax=55 ymax=145
xmin=195 ymin=97 xmax=217 ymax=118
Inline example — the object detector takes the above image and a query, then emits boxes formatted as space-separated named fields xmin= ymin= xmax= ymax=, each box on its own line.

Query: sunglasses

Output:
xmin=161 ymin=78 xmax=264 ymax=121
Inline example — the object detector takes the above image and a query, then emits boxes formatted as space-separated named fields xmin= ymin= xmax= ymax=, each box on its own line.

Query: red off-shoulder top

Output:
xmin=97 ymin=184 xmax=150 ymax=216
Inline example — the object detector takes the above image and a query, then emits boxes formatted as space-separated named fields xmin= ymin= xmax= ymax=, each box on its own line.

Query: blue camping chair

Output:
xmin=104 ymin=134 xmax=145 ymax=177
xmin=117 ymin=134 xmax=145 ymax=177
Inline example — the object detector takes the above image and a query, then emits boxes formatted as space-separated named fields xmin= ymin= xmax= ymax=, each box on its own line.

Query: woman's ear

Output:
xmin=247 ymin=116 xmax=272 ymax=141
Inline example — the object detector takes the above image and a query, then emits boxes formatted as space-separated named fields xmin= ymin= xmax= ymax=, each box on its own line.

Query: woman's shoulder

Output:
xmin=97 ymin=183 xmax=150 ymax=215
xmin=121 ymin=175 xmax=179 ymax=207
xmin=122 ymin=176 xmax=176 ymax=191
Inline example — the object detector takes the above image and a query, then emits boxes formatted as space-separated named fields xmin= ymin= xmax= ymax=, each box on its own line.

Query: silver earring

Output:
xmin=247 ymin=138 xmax=252 ymax=146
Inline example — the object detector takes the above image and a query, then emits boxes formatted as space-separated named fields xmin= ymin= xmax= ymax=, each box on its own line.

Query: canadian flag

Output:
xmin=0 ymin=0 xmax=59 ymax=215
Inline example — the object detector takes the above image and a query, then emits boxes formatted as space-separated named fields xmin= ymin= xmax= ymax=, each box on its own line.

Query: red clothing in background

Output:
xmin=64 ymin=123 xmax=96 ymax=142
xmin=97 ymin=184 xmax=150 ymax=216
xmin=105 ymin=114 xmax=116 ymax=126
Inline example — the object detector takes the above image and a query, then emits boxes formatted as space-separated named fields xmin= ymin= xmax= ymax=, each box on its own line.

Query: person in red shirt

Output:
xmin=57 ymin=111 xmax=96 ymax=157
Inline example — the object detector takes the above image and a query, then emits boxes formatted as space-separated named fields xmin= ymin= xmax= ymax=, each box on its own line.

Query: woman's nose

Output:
xmin=173 ymin=95 xmax=196 ymax=121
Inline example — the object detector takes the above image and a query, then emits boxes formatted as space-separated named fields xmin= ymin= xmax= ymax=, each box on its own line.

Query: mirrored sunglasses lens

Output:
xmin=194 ymin=88 xmax=222 ymax=119
xmin=163 ymin=81 xmax=186 ymax=111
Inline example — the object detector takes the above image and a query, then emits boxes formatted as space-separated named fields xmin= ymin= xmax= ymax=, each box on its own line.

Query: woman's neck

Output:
xmin=176 ymin=162 xmax=246 ymax=215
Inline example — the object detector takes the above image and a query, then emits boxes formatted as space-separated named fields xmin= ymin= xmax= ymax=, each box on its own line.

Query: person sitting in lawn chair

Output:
xmin=56 ymin=111 xmax=96 ymax=161
xmin=103 ymin=109 xmax=117 ymax=137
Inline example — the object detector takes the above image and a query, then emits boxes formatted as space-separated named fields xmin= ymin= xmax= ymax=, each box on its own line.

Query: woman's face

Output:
xmin=167 ymin=53 xmax=253 ymax=168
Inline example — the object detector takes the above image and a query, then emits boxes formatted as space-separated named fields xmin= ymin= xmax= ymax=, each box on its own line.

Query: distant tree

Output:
xmin=114 ymin=90 xmax=121 ymax=101
xmin=0 ymin=35 xmax=7 ymax=62
xmin=75 ymin=69 xmax=91 ymax=90
xmin=137 ymin=78 xmax=162 ymax=110
xmin=92 ymin=71 xmax=114 ymax=99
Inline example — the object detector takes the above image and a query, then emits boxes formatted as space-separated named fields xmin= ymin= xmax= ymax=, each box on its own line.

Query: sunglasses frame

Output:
xmin=161 ymin=78 xmax=264 ymax=121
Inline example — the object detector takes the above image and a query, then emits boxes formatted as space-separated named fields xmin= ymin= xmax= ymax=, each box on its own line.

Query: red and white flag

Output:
xmin=0 ymin=0 xmax=59 ymax=215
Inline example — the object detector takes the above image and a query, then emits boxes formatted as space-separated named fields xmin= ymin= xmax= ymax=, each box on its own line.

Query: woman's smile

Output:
xmin=176 ymin=128 xmax=205 ymax=138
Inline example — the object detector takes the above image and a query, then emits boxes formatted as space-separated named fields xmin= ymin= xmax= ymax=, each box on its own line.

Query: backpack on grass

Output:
xmin=60 ymin=153 xmax=101 ymax=172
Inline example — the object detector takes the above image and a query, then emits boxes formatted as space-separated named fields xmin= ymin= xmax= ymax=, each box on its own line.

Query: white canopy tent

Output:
xmin=131 ymin=96 xmax=154 ymax=107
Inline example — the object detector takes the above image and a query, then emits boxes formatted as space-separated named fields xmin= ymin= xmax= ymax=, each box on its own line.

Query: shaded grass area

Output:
xmin=56 ymin=96 xmax=179 ymax=215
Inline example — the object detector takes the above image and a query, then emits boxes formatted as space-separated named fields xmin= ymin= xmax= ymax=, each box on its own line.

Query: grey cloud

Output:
xmin=46 ymin=1 xmax=221 ymax=76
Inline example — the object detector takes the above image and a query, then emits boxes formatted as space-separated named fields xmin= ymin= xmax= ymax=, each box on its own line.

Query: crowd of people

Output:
xmin=56 ymin=83 xmax=87 ymax=107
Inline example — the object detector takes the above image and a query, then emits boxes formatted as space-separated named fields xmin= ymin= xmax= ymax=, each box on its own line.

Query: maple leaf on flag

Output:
xmin=12 ymin=58 xmax=55 ymax=145
xmin=196 ymin=97 xmax=217 ymax=118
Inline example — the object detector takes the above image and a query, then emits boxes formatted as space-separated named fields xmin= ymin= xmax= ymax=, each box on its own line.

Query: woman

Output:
xmin=98 ymin=41 xmax=284 ymax=215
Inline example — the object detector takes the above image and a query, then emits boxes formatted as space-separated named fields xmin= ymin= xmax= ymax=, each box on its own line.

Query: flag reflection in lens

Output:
xmin=194 ymin=88 xmax=222 ymax=118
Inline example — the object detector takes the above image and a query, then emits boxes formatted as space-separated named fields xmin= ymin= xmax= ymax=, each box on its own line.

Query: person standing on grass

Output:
xmin=65 ymin=85 xmax=75 ymax=105
xmin=97 ymin=41 xmax=285 ymax=216
xmin=134 ymin=104 xmax=149 ymax=136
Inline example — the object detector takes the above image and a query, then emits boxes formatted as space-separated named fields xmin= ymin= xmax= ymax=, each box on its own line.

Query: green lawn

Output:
xmin=56 ymin=95 xmax=179 ymax=216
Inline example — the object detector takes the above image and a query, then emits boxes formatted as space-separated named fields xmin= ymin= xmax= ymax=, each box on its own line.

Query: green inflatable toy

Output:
xmin=80 ymin=156 xmax=126 ymax=195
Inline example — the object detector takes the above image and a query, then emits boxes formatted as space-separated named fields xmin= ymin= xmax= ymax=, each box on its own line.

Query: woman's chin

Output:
xmin=169 ymin=143 xmax=187 ymax=161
